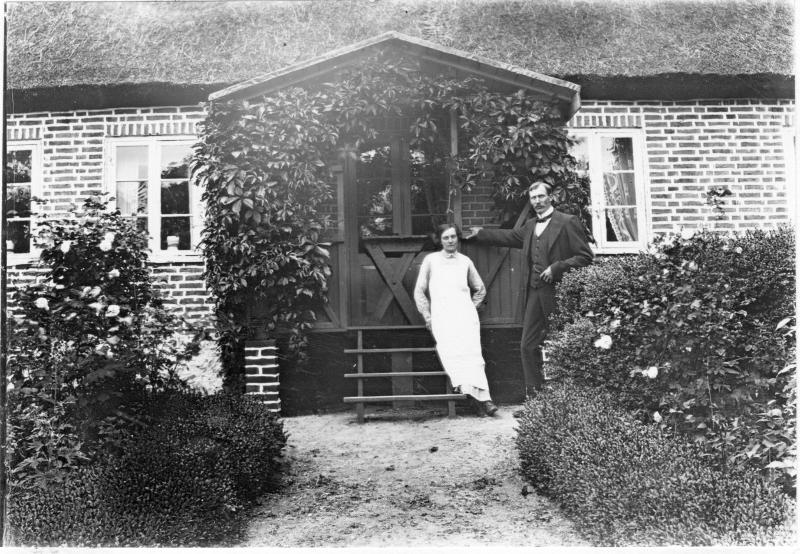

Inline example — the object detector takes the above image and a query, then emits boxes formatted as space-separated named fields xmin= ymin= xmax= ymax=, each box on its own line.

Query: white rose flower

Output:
xmin=653 ymin=411 xmax=663 ymax=423
xmin=104 ymin=232 xmax=116 ymax=244
xmin=593 ymin=334 xmax=612 ymax=350
xmin=107 ymin=269 xmax=120 ymax=278
xmin=59 ymin=240 xmax=72 ymax=254
xmin=89 ymin=286 xmax=102 ymax=297
xmin=680 ymin=227 xmax=695 ymax=240
xmin=7 ymin=382 xmax=14 ymax=391
xmin=734 ymin=246 xmax=743 ymax=254
xmin=34 ymin=297 xmax=49 ymax=310
xmin=645 ymin=366 xmax=659 ymax=379
xmin=687 ymin=261 xmax=698 ymax=271
xmin=98 ymin=240 xmax=113 ymax=252
xmin=81 ymin=286 xmax=92 ymax=297
xmin=610 ymin=319 xmax=621 ymax=330
xmin=119 ymin=315 xmax=134 ymax=326
xmin=88 ymin=302 xmax=104 ymax=314
xmin=105 ymin=304 xmax=121 ymax=318
xmin=107 ymin=335 xmax=121 ymax=345
xmin=768 ymin=408 xmax=783 ymax=418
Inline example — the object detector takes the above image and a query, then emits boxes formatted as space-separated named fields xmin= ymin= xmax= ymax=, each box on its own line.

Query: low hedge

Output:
xmin=515 ymin=382 xmax=795 ymax=547
xmin=7 ymin=392 xmax=287 ymax=547
xmin=547 ymin=227 xmax=796 ymax=489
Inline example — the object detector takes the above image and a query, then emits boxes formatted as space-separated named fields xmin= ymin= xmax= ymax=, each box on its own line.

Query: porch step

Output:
xmin=344 ymin=371 xmax=447 ymax=379
xmin=344 ymin=347 xmax=436 ymax=354
xmin=344 ymin=394 xmax=466 ymax=403
xmin=344 ymin=328 xmax=461 ymax=423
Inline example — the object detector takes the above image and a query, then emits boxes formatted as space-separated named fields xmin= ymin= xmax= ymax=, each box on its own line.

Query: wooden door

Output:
xmin=343 ymin=131 xmax=451 ymax=327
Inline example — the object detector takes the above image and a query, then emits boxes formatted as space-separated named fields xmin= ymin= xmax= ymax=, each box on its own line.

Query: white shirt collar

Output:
xmin=537 ymin=207 xmax=555 ymax=220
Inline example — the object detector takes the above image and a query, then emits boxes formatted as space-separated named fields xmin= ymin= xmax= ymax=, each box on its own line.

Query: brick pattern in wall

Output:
xmin=150 ymin=262 xmax=215 ymax=328
xmin=6 ymin=106 xmax=205 ymax=216
xmin=573 ymin=99 xmax=794 ymax=233
xmin=244 ymin=339 xmax=281 ymax=412
xmin=460 ymin=98 xmax=794 ymax=234
xmin=5 ymin=262 xmax=214 ymax=328
xmin=6 ymin=106 xmax=214 ymax=328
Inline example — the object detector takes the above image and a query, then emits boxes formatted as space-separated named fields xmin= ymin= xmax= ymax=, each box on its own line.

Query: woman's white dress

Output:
xmin=413 ymin=251 xmax=491 ymax=402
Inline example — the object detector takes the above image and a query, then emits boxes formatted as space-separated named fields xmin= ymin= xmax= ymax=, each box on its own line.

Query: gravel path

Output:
xmin=242 ymin=404 xmax=587 ymax=547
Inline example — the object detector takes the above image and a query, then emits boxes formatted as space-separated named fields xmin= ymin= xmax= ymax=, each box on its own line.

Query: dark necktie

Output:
xmin=536 ymin=213 xmax=553 ymax=224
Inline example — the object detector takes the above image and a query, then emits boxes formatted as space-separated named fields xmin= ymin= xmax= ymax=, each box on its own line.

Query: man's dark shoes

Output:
xmin=482 ymin=401 xmax=498 ymax=417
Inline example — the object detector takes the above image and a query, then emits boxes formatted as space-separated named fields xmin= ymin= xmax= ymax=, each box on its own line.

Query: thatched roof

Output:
xmin=5 ymin=0 xmax=794 ymax=110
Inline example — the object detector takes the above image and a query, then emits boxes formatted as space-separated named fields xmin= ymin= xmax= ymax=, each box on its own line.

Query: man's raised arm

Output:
xmin=464 ymin=225 xmax=526 ymax=249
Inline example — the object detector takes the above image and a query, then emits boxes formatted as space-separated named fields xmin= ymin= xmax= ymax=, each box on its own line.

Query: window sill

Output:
xmin=149 ymin=251 xmax=205 ymax=264
xmin=5 ymin=255 xmax=39 ymax=268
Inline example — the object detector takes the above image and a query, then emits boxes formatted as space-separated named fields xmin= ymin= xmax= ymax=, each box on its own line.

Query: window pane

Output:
xmin=116 ymin=146 xmax=148 ymax=180
xmin=601 ymin=137 xmax=634 ymax=171
xmin=116 ymin=181 xmax=148 ymax=216
xmin=5 ymin=220 xmax=30 ymax=253
xmin=161 ymin=217 xmax=191 ymax=250
xmin=161 ymin=180 xmax=189 ymax=214
xmin=410 ymin=147 xmax=449 ymax=235
xmin=6 ymin=184 xmax=31 ymax=218
xmin=602 ymin=173 xmax=638 ymax=206
xmin=161 ymin=145 xmax=191 ymax=179
xmin=604 ymin=207 xmax=639 ymax=242
xmin=357 ymin=146 xmax=393 ymax=237
xmin=570 ymin=136 xmax=590 ymax=176
xmin=5 ymin=150 xmax=32 ymax=183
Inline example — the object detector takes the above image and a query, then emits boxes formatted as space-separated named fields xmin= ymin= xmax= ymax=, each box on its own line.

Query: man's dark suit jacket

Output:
xmin=476 ymin=210 xmax=594 ymax=305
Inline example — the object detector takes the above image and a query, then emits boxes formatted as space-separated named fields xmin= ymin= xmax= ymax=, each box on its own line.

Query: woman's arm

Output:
xmin=466 ymin=258 xmax=487 ymax=308
xmin=413 ymin=255 xmax=433 ymax=326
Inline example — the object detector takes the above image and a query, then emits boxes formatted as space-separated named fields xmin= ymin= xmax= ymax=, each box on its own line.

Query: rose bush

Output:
xmin=548 ymin=227 xmax=795 ymax=491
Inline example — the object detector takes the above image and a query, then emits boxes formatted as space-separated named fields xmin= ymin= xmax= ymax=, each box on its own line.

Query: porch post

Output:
xmin=450 ymin=109 xmax=462 ymax=226
xmin=244 ymin=339 xmax=281 ymax=413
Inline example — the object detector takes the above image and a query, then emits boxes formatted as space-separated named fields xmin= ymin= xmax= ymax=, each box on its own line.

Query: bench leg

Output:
xmin=357 ymin=402 xmax=365 ymax=424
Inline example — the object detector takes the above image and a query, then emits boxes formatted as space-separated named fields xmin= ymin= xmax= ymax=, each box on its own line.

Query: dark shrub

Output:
xmin=547 ymin=227 xmax=796 ymax=487
xmin=516 ymin=382 xmax=795 ymax=546
xmin=7 ymin=392 xmax=287 ymax=547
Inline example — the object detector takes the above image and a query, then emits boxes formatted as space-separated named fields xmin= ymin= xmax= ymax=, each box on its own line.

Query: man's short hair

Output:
xmin=528 ymin=181 xmax=552 ymax=195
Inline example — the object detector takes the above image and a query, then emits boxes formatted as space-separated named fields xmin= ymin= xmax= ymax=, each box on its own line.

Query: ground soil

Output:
xmin=242 ymin=403 xmax=587 ymax=547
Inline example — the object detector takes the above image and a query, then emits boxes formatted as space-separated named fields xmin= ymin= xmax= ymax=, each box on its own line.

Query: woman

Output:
xmin=414 ymin=223 xmax=498 ymax=416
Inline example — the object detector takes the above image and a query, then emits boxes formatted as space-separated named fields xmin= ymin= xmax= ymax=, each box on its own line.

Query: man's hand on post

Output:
xmin=464 ymin=227 xmax=482 ymax=240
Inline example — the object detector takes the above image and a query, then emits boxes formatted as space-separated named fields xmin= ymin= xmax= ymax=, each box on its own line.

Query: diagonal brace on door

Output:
xmin=364 ymin=243 xmax=422 ymax=324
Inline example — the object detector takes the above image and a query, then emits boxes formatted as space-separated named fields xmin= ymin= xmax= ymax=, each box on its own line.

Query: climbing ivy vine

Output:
xmin=192 ymin=51 xmax=589 ymax=389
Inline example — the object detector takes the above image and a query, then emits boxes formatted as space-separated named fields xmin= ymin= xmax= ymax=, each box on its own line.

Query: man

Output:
xmin=465 ymin=181 xmax=593 ymax=397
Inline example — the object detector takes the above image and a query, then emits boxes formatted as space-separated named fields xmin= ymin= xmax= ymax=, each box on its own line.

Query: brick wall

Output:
xmin=6 ymin=106 xmax=213 ymax=326
xmin=6 ymin=98 xmax=795 ymax=325
xmin=462 ymin=98 xmax=795 ymax=234
xmin=7 ymin=106 xmax=205 ymax=216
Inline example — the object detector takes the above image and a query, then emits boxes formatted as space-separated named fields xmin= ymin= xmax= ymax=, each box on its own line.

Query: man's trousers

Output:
xmin=520 ymin=284 xmax=556 ymax=393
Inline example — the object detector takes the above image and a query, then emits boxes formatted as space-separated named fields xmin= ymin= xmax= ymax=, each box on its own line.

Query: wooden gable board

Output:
xmin=210 ymin=32 xmax=581 ymax=120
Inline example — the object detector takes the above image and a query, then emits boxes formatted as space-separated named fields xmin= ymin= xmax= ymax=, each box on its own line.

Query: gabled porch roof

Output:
xmin=209 ymin=32 xmax=581 ymax=120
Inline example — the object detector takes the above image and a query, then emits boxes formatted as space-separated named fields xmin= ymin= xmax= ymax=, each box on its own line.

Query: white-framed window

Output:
xmin=4 ymin=141 xmax=42 ymax=263
xmin=106 ymin=137 xmax=201 ymax=260
xmin=569 ymin=129 xmax=649 ymax=253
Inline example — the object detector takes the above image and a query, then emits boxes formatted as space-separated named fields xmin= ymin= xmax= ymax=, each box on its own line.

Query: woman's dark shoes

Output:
xmin=482 ymin=401 xmax=499 ymax=417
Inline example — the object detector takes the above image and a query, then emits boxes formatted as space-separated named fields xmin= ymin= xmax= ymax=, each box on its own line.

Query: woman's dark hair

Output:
xmin=433 ymin=223 xmax=462 ymax=247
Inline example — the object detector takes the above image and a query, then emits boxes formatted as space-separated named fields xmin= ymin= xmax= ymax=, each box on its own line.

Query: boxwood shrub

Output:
xmin=7 ymin=391 xmax=287 ymax=547
xmin=516 ymin=382 xmax=795 ymax=546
